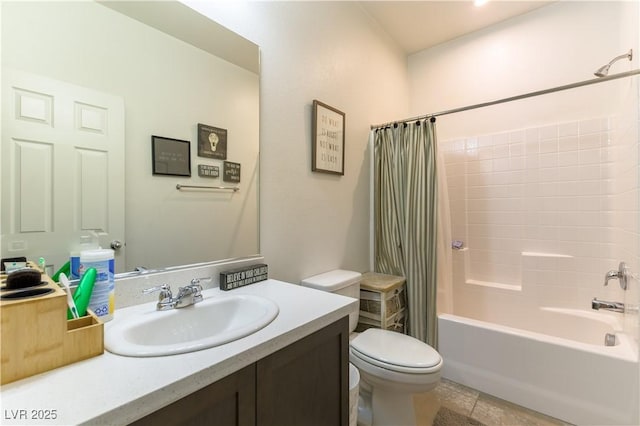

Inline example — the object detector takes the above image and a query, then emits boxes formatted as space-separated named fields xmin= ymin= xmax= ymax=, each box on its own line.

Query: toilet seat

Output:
xmin=350 ymin=329 xmax=442 ymax=374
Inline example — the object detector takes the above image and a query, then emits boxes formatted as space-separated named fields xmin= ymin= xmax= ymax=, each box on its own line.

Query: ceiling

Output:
xmin=359 ymin=1 xmax=554 ymax=54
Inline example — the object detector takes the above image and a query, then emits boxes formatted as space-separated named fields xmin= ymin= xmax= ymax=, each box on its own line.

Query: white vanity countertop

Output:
xmin=0 ymin=279 xmax=357 ymax=425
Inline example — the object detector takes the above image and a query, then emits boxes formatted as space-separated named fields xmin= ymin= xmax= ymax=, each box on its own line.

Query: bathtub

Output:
xmin=438 ymin=309 xmax=639 ymax=425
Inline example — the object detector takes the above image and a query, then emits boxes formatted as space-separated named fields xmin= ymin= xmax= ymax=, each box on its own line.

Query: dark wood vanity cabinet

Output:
xmin=132 ymin=317 xmax=349 ymax=426
xmin=132 ymin=364 xmax=256 ymax=426
xmin=257 ymin=317 xmax=349 ymax=425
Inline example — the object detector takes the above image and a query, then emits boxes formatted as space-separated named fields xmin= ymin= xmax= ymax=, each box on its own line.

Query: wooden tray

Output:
xmin=1 ymin=274 xmax=104 ymax=385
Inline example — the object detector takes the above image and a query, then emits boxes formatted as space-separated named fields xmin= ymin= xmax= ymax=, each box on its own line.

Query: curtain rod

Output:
xmin=370 ymin=69 xmax=640 ymax=130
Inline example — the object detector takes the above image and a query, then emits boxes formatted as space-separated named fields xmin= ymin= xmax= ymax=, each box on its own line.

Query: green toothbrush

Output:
xmin=72 ymin=267 xmax=97 ymax=318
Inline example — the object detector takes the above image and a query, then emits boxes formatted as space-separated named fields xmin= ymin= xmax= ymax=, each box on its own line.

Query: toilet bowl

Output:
xmin=301 ymin=270 xmax=443 ymax=426
xmin=350 ymin=328 xmax=442 ymax=426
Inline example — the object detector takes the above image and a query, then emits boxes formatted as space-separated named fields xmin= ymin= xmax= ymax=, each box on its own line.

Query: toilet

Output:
xmin=301 ymin=270 xmax=442 ymax=426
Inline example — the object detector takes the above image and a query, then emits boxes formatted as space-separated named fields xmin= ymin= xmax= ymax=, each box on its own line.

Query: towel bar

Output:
xmin=176 ymin=184 xmax=239 ymax=192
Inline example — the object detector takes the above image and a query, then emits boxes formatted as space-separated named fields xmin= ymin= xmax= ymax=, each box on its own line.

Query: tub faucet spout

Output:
xmin=592 ymin=298 xmax=625 ymax=313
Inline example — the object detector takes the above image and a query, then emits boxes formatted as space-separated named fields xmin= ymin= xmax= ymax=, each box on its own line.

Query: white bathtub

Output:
xmin=438 ymin=309 xmax=639 ymax=425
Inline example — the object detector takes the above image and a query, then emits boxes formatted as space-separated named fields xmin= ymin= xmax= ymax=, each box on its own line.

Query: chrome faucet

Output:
xmin=174 ymin=281 xmax=203 ymax=308
xmin=143 ymin=284 xmax=174 ymax=310
xmin=592 ymin=298 xmax=625 ymax=313
xmin=143 ymin=281 xmax=203 ymax=310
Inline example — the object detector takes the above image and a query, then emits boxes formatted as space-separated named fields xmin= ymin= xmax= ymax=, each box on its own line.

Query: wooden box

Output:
xmin=356 ymin=272 xmax=407 ymax=333
xmin=0 ymin=274 xmax=104 ymax=385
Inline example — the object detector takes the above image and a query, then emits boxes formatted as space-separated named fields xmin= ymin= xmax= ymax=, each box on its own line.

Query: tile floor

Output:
xmin=413 ymin=378 xmax=572 ymax=426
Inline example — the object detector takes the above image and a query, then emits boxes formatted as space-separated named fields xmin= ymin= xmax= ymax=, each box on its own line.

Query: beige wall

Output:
xmin=408 ymin=1 xmax=638 ymax=141
xmin=191 ymin=1 xmax=410 ymax=283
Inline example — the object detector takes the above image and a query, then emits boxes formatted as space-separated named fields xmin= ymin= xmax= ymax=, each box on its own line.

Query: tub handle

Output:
xmin=603 ymin=261 xmax=628 ymax=290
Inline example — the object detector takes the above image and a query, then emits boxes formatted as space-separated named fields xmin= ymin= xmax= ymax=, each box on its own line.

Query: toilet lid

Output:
xmin=350 ymin=329 xmax=441 ymax=373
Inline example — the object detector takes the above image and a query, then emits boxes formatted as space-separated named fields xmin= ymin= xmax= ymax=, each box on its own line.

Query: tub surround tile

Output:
xmin=443 ymin=115 xmax=636 ymax=316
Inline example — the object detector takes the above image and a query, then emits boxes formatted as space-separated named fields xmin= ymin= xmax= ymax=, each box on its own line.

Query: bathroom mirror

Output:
xmin=0 ymin=1 xmax=260 ymax=274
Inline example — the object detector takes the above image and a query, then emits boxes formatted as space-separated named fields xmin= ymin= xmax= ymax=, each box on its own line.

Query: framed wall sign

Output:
xmin=223 ymin=161 xmax=241 ymax=183
xmin=198 ymin=123 xmax=227 ymax=160
xmin=151 ymin=135 xmax=191 ymax=176
xmin=198 ymin=164 xmax=219 ymax=178
xmin=312 ymin=100 xmax=345 ymax=175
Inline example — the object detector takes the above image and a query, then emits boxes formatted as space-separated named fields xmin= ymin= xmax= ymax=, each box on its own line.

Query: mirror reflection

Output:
xmin=1 ymin=1 xmax=260 ymax=274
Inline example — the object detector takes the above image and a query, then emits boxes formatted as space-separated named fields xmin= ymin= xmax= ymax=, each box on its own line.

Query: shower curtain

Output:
xmin=373 ymin=119 xmax=438 ymax=346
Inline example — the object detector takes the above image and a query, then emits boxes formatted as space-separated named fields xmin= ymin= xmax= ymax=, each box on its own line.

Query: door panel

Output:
xmin=1 ymin=68 xmax=125 ymax=273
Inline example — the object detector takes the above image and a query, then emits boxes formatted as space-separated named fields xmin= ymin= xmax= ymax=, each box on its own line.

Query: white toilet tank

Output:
xmin=301 ymin=270 xmax=361 ymax=332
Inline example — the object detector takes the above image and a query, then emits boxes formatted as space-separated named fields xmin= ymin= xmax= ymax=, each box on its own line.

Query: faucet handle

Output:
xmin=142 ymin=284 xmax=173 ymax=299
xmin=604 ymin=262 xmax=629 ymax=290
xmin=173 ymin=281 xmax=204 ymax=307
xmin=189 ymin=278 xmax=209 ymax=297
xmin=143 ymin=285 xmax=176 ymax=310
xmin=604 ymin=270 xmax=618 ymax=285
xmin=183 ymin=281 xmax=203 ymax=302
xmin=190 ymin=277 xmax=212 ymax=286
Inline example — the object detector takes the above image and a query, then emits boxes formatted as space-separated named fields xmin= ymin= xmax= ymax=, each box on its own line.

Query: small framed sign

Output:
xmin=198 ymin=123 xmax=227 ymax=160
xmin=220 ymin=264 xmax=268 ymax=291
xmin=312 ymin=100 xmax=345 ymax=175
xmin=223 ymin=161 xmax=241 ymax=183
xmin=151 ymin=136 xmax=191 ymax=177
xmin=198 ymin=164 xmax=219 ymax=178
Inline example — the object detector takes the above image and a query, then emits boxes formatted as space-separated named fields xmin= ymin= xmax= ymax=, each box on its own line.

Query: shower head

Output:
xmin=594 ymin=49 xmax=633 ymax=77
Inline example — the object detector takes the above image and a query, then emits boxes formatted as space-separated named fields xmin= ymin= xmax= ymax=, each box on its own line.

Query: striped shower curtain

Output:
xmin=373 ymin=119 xmax=438 ymax=346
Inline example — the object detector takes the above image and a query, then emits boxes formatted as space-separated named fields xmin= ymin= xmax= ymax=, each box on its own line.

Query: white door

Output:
xmin=1 ymin=68 xmax=125 ymax=274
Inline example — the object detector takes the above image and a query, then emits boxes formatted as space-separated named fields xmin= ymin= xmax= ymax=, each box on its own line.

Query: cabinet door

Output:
xmin=257 ymin=317 xmax=349 ymax=426
xmin=131 ymin=364 xmax=256 ymax=426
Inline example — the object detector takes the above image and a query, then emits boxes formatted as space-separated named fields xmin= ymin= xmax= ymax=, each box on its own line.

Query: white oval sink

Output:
xmin=105 ymin=294 xmax=279 ymax=357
